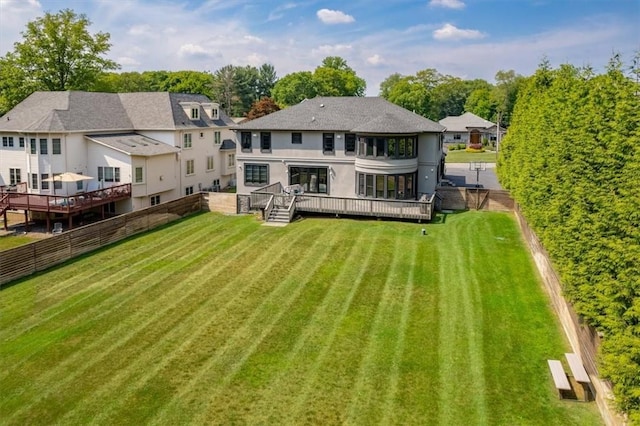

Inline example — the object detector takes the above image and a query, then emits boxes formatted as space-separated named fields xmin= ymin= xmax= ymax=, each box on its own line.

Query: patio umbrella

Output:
xmin=43 ymin=172 xmax=94 ymax=194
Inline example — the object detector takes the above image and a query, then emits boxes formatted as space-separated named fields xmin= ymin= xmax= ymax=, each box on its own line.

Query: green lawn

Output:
xmin=0 ymin=212 xmax=601 ymax=425
xmin=0 ymin=234 xmax=35 ymax=251
xmin=446 ymin=149 xmax=498 ymax=163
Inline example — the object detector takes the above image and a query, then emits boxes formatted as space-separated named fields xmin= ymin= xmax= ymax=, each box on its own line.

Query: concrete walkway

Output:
xmin=444 ymin=163 xmax=503 ymax=190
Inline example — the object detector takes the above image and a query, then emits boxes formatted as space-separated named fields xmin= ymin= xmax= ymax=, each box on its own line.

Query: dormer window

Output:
xmin=191 ymin=108 xmax=199 ymax=120
xmin=211 ymin=102 xmax=219 ymax=120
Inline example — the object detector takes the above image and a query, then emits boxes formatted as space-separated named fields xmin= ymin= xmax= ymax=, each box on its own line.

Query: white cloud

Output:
xmin=312 ymin=44 xmax=353 ymax=56
xmin=118 ymin=56 xmax=140 ymax=67
xmin=316 ymin=9 xmax=355 ymax=24
xmin=267 ymin=2 xmax=298 ymax=22
xmin=367 ymin=54 xmax=384 ymax=65
xmin=433 ymin=23 xmax=485 ymax=41
xmin=242 ymin=35 xmax=265 ymax=44
xmin=128 ymin=24 xmax=152 ymax=36
xmin=178 ymin=43 xmax=208 ymax=57
xmin=429 ymin=0 xmax=465 ymax=9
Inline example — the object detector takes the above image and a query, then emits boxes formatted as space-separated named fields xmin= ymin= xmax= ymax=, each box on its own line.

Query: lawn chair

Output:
xmin=52 ymin=222 xmax=63 ymax=234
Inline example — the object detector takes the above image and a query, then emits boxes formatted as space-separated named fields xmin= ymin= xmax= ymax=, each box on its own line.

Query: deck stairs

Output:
xmin=266 ymin=206 xmax=291 ymax=224
xmin=0 ymin=194 xmax=9 ymax=216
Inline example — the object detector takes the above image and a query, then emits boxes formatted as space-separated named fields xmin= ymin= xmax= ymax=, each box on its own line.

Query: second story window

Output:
xmin=206 ymin=156 xmax=215 ymax=171
xmin=292 ymin=132 xmax=302 ymax=144
xmin=323 ymin=133 xmax=334 ymax=154
xmin=134 ymin=167 xmax=144 ymax=183
xmin=40 ymin=138 xmax=48 ymax=155
xmin=214 ymin=131 xmax=221 ymax=144
xmin=183 ymin=133 xmax=192 ymax=148
xmin=260 ymin=132 xmax=271 ymax=152
xmin=241 ymin=131 xmax=252 ymax=152
xmin=52 ymin=138 xmax=61 ymax=155
xmin=30 ymin=138 xmax=36 ymax=154
xmin=186 ymin=159 xmax=195 ymax=175
xmin=228 ymin=153 xmax=235 ymax=167
xmin=98 ymin=166 xmax=121 ymax=183
xmin=2 ymin=136 xmax=14 ymax=147
xmin=345 ymin=133 xmax=356 ymax=154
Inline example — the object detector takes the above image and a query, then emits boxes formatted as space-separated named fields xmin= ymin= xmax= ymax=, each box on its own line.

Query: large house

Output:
xmin=439 ymin=112 xmax=504 ymax=146
xmin=235 ymin=96 xmax=446 ymax=203
xmin=0 ymin=91 xmax=236 ymax=217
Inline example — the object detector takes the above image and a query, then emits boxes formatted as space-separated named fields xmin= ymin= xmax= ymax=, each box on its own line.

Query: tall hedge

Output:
xmin=498 ymin=57 xmax=640 ymax=421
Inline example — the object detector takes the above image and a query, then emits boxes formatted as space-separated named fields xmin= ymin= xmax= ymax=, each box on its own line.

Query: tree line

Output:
xmin=498 ymin=56 xmax=640 ymax=422
xmin=1 ymin=8 xmax=521 ymax=125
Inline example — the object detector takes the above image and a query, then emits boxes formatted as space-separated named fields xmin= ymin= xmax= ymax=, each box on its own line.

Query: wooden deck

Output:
xmin=1 ymin=183 xmax=132 ymax=231
xmin=250 ymin=183 xmax=435 ymax=222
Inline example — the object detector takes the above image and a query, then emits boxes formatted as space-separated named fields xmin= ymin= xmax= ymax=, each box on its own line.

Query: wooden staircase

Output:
xmin=266 ymin=206 xmax=291 ymax=224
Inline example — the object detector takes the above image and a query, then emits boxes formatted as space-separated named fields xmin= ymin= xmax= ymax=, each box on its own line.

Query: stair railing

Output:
xmin=264 ymin=195 xmax=275 ymax=222
xmin=287 ymin=195 xmax=297 ymax=223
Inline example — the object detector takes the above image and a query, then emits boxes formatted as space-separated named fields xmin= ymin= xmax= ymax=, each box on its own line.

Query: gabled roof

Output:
xmin=85 ymin=133 xmax=180 ymax=156
xmin=438 ymin=112 xmax=498 ymax=133
xmin=237 ymin=97 xmax=444 ymax=133
xmin=0 ymin=91 xmax=235 ymax=133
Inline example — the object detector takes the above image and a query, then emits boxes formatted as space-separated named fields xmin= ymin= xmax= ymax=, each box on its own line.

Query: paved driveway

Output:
xmin=444 ymin=163 xmax=503 ymax=189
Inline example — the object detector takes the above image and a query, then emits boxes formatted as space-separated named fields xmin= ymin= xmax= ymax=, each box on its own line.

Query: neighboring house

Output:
xmin=439 ymin=112 xmax=505 ymax=146
xmin=235 ymin=96 xmax=445 ymax=201
xmin=0 ymin=91 xmax=236 ymax=215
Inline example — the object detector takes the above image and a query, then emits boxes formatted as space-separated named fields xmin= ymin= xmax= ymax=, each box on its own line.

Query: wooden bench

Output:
xmin=565 ymin=353 xmax=593 ymax=401
xmin=547 ymin=359 xmax=571 ymax=398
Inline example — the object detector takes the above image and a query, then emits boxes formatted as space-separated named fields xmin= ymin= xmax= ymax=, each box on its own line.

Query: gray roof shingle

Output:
xmin=438 ymin=112 xmax=498 ymax=132
xmin=238 ymin=97 xmax=444 ymax=133
xmin=85 ymin=133 xmax=180 ymax=156
xmin=0 ymin=91 xmax=236 ymax=133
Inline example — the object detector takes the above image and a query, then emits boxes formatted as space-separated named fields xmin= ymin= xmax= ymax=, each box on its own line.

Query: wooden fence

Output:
xmin=437 ymin=187 xmax=514 ymax=211
xmin=0 ymin=194 xmax=202 ymax=287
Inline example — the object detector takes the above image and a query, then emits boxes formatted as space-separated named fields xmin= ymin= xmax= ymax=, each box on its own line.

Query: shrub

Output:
xmin=467 ymin=143 xmax=484 ymax=151
xmin=448 ymin=144 xmax=458 ymax=151
xmin=458 ymin=143 xmax=466 ymax=150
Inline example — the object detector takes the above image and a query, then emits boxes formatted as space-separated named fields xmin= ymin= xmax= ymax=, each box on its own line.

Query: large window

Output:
xmin=39 ymin=138 xmax=48 ymax=155
xmin=244 ymin=164 xmax=268 ymax=186
xmin=345 ymin=133 xmax=356 ymax=154
xmin=52 ymin=138 xmax=61 ymax=154
xmin=323 ymin=133 xmax=335 ymax=154
xmin=41 ymin=174 xmax=49 ymax=190
xmin=289 ymin=167 xmax=328 ymax=194
xmin=9 ymin=168 xmax=21 ymax=185
xmin=356 ymin=135 xmax=417 ymax=159
xmin=260 ymin=132 xmax=271 ymax=152
xmin=241 ymin=132 xmax=252 ymax=152
xmin=98 ymin=166 xmax=121 ymax=183
xmin=134 ymin=167 xmax=144 ymax=183
xmin=356 ymin=172 xmax=417 ymax=200
xmin=186 ymin=159 xmax=195 ymax=175
xmin=2 ymin=136 xmax=13 ymax=147
xmin=183 ymin=133 xmax=192 ymax=148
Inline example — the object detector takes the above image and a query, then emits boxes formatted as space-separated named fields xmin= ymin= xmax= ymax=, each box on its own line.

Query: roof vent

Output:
xmin=311 ymin=116 xmax=316 ymax=122
xmin=320 ymin=103 xmax=324 ymax=108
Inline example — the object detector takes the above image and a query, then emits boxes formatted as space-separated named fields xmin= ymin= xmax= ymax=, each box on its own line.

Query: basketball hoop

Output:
xmin=469 ymin=161 xmax=486 ymax=187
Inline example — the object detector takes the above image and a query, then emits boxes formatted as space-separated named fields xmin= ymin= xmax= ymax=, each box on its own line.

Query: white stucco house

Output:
xmin=439 ymin=112 xmax=504 ymax=146
xmin=0 ymin=91 xmax=236 ymax=217
xmin=235 ymin=97 xmax=446 ymax=212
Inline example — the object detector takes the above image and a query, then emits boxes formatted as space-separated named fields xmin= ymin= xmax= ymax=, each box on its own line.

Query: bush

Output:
xmin=448 ymin=144 xmax=458 ymax=151
xmin=466 ymin=143 xmax=485 ymax=152
xmin=458 ymin=143 xmax=466 ymax=150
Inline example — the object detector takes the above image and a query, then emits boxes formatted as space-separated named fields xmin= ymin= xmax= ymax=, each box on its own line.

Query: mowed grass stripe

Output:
xmin=2 ymin=215 xmax=261 ymax=421
xmin=234 ymin=225 xmax=377 ymax=424
xmin=0 ymin=213 xmax=233 ymax=341
xmin=0 ymin=213 xmax=224 ymax=320
xmin=58 ymin=223 xmax=324 ymax=424
xmin=437 ymin=214 xmax=488 ymax=424
xmin=186 ymin=225 xmax=352 ymax=425
xmin=345 ymin=234 xmax=414 ymax=423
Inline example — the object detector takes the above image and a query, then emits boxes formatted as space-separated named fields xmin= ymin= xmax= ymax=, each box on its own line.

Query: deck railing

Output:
xmin=294 ymin=193 xmax=435 ymax=221
xmin=250 ymin=182 xmax=284 ymax=208
xmin=0 ymin=182 xmax=28 ymax=194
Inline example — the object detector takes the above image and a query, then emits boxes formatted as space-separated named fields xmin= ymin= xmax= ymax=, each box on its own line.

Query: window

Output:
xmin=289 ymin=167 xmax=328 ymax=194
xmin=366 ymin=138 xmax=374 ymax=156
xmin=454 ymin=134 xmax=461 ymax=140
xmin=76 ymin=177 xmax=84 ymax=191
xmin=134 ymin=167 xmax=144 ymax=183
xmin=53 ymin=174 xmax=62 ymax=190
xmin=323 ymin=133 xmax=334 ymax=154
xmin=98 ymin=166 xmax=121 ymax=183
xmin=292 ymin=132 xmax=302 ymax=144
xmin=150 ymin=195 xmax=160 ymax=206
xmin=183 ymin=133 xmax=192 ymax=149
xmin=244 ymin=164 xmax=268 ymax=186
xmin=212 ymin=106 xmax=219 ymax=120
xmin=345 ymin=133 xmax=356 ymax=153
xmin=355 ymin=135 xmax=417 ymax=159
xmin=19 ymin=137 xmax=25 ymax=148
xmin=31 ymin=173 xmax=38 ymax=189
xmin=30 ymin=138 xmax=36 ymax=154
xmin=241 ymin=132 xmax=252 ymax=152
xmin=228 ymin=153 xmax=235 ymax=167
xmin=191 ymin=107 xmax=199 ymax=119
xmin=200 ymin=132 xmax=204 ymax=139
xmin=206 ymin=156 xmax=215 ymax=171
xmin=2 ymin=136 xmax=13 ymax=147
xmin=214 ymin=131 xmax=221 ymax=144
xmin=9 ymin=168 xmax=21 ymax=185
xmin=185 ymin=186 xmax=194 ymax=195
xmin=388 ymin=138 xmax=396 ymax=157
xmin=52 ymin=138 xmax=61 ymax=155
xmin=260 ymin=132 xmax=271 ymax=152
xmin=355 ymin=172 xmax=417 ymax=199
xmin=41 ymin=174 xmax=49 ymax=190
xmin=186 ymin=159 xmax=195 ymax=175
xmin=376 ymin=138 xmax=385 ymax=157
xmin=40 ymin=138 xmax=48 ymax=154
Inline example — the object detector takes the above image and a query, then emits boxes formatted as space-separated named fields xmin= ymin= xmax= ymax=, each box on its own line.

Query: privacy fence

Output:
xmin=0 ymin=194 xmax=202 ymax=287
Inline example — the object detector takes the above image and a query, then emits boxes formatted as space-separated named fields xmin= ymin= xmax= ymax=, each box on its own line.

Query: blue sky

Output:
xmin=1 ymin=0 xmax=638 ymax=95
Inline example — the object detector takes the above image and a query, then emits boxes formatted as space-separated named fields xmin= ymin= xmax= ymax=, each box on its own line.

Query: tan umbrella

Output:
xmin=43 ymin=172 xmax=94 ymax=194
